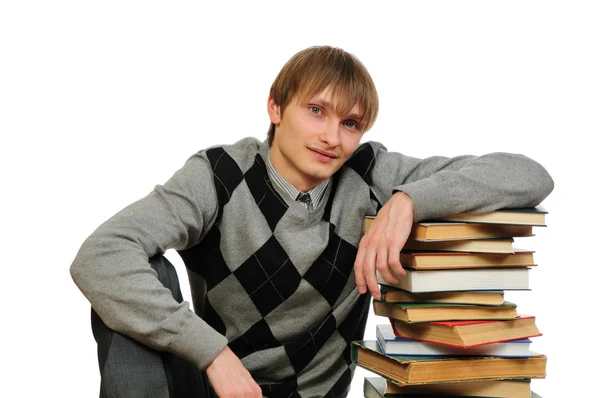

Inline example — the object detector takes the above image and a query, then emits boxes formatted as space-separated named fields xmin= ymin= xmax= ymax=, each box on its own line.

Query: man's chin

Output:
xmin=307 ymin=164 xmax=341 ymax=182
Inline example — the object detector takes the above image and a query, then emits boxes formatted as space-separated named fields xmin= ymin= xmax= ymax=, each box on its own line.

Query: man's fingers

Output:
xmin=387 ymin=245 xmax=406 ymax=277
xmin=377 ymin=265 xmax=398 ymax=286
xmin=363 ymin=243 xmax=380 ymax=299
xmin=376 ymin=245 xmax=398 ymax=285
xmin=354 ymin=236 xmax=368 ymax=294
xmin=206 ymin=346 xmax=262 ymax=398
xmin=248 ymin=379 xmax=263 ymax=398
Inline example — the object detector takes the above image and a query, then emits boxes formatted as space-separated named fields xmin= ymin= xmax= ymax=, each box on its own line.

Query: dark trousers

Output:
xmin=91 ymin=255 xmax=218 ymax=398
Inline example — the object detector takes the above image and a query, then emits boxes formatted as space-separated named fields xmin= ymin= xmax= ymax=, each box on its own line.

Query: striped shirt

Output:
xmin=266 ymin=152 xmax=329 ymax=212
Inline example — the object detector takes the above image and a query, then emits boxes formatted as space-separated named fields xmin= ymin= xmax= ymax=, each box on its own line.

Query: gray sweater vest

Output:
xmin=178 ymin=143 xmax=382 ymax=397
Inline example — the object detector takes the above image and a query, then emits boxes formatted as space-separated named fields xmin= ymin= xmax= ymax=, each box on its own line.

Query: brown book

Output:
xmin=364 ymin=376 xmax=533 ymax=398
xmin=433 ymin=206 xmax=547 ymax=227
xmin=403 ymin=238 xmax=515 ymax=254
xmin=391 ymin=315 xmax=542 ymax=347
xmin=379 ymin=286 xmax=505 ymax=306
xmin=352 ymin=340 xmax=546 ymax=385
xmin=409 ymin=222 xmax=534 ymax=241
xmin=399 ymin=249 xmax=535 ymax=270
xmin=373 ymin=300 xmax=518 ymax=323
xmin=364 ymin=217 xmax=533 ymax=241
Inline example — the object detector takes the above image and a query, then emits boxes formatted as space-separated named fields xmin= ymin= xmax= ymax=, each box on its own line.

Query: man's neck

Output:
xmin=268 ymin=148 xmax=320 ymax=192
xmin=266 ymin=149 xmax=330 ymax=211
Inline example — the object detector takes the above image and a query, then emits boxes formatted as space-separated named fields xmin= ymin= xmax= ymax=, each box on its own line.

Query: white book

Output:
xmin=377 ymin=267 xmax=529 ymax=293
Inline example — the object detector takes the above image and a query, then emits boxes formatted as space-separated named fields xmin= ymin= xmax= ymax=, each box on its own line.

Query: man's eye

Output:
xmin=344 ymin=120 xmax=357 ymax=128
xmin=310 ymin=106 xmax=321 ymax=114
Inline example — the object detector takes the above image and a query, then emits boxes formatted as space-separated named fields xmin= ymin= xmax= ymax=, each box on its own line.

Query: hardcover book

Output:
xmin=403 ymin=238 xmax=515 ymax=254
xmin=364 ymin=218 xmax=534 ymax=241
xmin=398 ymin=249 xmax=535 ymax=270
xmin=379 ymin=286 xmax=505 ymax=306
xmin=376 ymin=267 xmax=530 ymax=293
xmin=390 ymin=315 xmax=542 ymax=347
xmin=363 ymin=376 xmax=538 ymax=398
xmin=432 ymin=206 xmax=547 ymax=226
xmin=376 ymin=323 xmax=532 ymax=357
xmin=373 ymin=300 xmax=518 ymax=323
xmin=351 ymin=340 xmax=546 ymax=385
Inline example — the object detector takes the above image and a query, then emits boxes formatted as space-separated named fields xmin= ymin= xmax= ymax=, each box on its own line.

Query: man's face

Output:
xmin=268 ymin=87 xmax=365 ymax=192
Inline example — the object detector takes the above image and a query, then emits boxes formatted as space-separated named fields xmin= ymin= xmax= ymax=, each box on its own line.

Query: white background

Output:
xmin=1 ymin=1 xmax=598 ymax=397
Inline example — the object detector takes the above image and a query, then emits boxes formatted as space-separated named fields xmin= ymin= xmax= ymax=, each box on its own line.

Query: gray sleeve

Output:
xmin=70 ymin=151 xmax=228 ymax=370
xmin=367 ymin=142 xmax=554 ymax=222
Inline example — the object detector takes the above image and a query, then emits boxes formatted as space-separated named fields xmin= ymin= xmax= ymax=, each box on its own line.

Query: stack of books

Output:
xmin=354 ymin=206 xmax=548 ymax=398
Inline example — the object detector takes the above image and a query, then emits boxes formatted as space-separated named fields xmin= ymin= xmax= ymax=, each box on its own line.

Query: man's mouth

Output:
xmin=310 ymin=148 xmax=337 ymax=159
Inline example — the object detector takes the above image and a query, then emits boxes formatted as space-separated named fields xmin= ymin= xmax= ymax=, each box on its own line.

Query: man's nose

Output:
xmin=320 ymin=120 xmax=340 ymax=146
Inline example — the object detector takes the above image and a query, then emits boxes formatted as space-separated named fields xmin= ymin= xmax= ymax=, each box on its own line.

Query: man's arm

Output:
xmin=354 ymin=142 xmax=554 ymax=298
xmin=70 ymin=152 xmax=228 ymax=369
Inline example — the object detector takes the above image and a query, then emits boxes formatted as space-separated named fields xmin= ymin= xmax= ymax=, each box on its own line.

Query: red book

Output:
xmin=391 ymin=315 xmax=542 ymax=348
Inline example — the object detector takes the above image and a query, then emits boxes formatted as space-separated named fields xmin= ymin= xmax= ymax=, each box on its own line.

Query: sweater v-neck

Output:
xmin=259 ymin=142 xmax=333 ymax=225
xmin=284 ymin=182 xmax=333 ymax=225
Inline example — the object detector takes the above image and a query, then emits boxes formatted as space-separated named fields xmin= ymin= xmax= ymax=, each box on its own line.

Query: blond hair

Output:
xmin=267 ymin=46 xmax=379 ymax=146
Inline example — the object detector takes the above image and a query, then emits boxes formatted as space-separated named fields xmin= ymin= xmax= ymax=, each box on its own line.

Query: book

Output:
xmin=376 ymin=324 xmax=532 ymax=357
xmin=376 ymin=267 xmax=530 ymax=293
xmin=363 ymin=376 xmax=537 ymax=398
xmin=351 ymin=340 xmax=546 ymax=385
xmin=411 ymin=223 xmax=534 ymax=241
xmin=373 ymin=300 xmax=518 ymax=323
xmin=432 ymin=206 xmax=547 ymax=227
xmin=379 ymin=286 xmax=505 ymax=306
xmin=390 ymin=315 xmax=542 ymax=347
xmin=403 ymin=238 xmax=515 ymax=254
xmin=399 ymin=249 xmax=535 ymax=270
xmin=364 ymin=218 xmax=534 ymax=241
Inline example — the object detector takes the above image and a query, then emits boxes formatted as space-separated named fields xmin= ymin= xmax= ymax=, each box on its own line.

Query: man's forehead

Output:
xmin=301 ymin=87 xmax=364 ymax=118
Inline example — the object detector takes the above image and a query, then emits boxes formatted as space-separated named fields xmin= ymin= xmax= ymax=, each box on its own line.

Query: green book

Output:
xmin=351 ymin=340 xmax=546 ymax=385
xmin=363 ymin=376 xmax=538 ymax=397
xmin=373 ymin=300 xmax=518 ymax=323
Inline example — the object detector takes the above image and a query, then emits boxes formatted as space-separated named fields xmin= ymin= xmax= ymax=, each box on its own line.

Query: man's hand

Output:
xmin=354 ymin=191 xmax=415 ymax=300
xmin=206 ymin=345 xmax=263 ymax=398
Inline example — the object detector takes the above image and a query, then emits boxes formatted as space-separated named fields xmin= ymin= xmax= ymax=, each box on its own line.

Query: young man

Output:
xmin=71 ymin=46 xmax=554 ymax=398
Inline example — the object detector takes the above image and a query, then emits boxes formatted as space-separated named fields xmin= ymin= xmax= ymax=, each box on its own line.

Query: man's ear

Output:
xmin=267 ymin=97 xmax=281 ymax=125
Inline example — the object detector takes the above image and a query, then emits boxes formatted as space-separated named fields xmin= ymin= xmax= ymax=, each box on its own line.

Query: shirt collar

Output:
xmin=266 ymin=150 xmax=329 ymax=209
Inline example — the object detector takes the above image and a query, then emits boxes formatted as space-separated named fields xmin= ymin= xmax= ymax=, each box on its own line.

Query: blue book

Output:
xmin=376 ymin=324 xmax=532 ymax=357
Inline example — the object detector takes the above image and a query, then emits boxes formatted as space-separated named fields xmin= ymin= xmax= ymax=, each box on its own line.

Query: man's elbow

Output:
xmin=538 ymin=171 xmax=555 ymax=201
xmin=70 ymin=254 xmax=87 ymax=297
xmin=69 ymin=238 xmax=97 ymax=295
xmin=525 ymin=157 xmax=555 ymax=206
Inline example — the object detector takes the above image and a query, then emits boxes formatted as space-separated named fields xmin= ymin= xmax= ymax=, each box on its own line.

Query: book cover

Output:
xmin=363 ymin=376 xmax=536 ymax=398
xmin=376 ymin=323 xmax=532 ymax=357
xmin=374 ymin=300 xmax=518 ymax=323
xmin=391 ymin=315 xmax=542 ymax=347
xmin=403 ymin=238 xmax=515 ymax=254
xmin=379 ymin=286 xmax=505 ymax=306
xmin=376 ymin=267 xmax=530 ymax=293
xmin=410 ymin=222 xmax=534 ymax=241
xmin=364 ymin=218 xmax=534 ymax=241
xmin=432 ymin=206 xmax=548 ymax=226
xmin=351 ymin=340 xmax=546 ymax=385
xmin=399 ymin=249 xmax=535 ymax=270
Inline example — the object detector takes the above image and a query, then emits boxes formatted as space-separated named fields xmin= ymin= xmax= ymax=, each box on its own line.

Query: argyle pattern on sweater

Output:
xmin=178 ymin=143 xmax=381 ymax=398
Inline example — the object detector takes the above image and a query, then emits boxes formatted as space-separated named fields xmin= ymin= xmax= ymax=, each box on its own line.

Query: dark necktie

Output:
xmin=296 ymin=192 xmax=313 ymax=211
